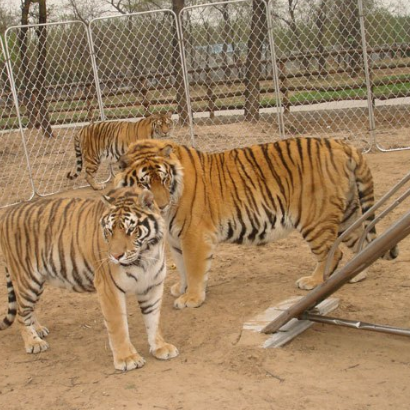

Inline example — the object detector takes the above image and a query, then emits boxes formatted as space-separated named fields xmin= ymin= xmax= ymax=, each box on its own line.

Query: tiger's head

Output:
xmin=114 ymin=140 xmax=184 ymax=215
xmin=100 ymin=187 xmax=165 ymax=266
xmin=150 ymin=112 xmax=174 ymax=138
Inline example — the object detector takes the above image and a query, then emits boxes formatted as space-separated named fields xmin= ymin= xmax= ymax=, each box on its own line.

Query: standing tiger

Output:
xmin=114 ymin=137 xmax=398 ymax=309
xmin=67 ymin=112 xmax=173 ymax=190
xmin=0 ymin=186 xmax=178 ymax=371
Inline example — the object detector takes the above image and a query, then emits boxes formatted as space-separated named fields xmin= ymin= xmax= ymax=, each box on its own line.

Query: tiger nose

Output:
xmin=112 ymin=252 xmax=125 ymax=261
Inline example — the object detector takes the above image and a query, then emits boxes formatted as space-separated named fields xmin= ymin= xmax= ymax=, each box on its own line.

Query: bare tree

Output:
xmin=313 ymin=0 xmax=328 ymax=75
xmin=244 ymin=0 xmax=266 ymax=122
xmin=338 ymin=0 xmax=361 ymax=76
xmin=271 ymin=0 xmax=310 ymax=71
xmin=19 ymin=0 xmax=54 ymax=137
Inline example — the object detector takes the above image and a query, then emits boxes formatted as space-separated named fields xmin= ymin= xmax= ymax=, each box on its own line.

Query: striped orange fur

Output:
xmin=114 ymin=137 xmax=398 ymax=309
xmin=67 ymin=113 xmax=173 ymax=190
xmin=0 ymin=187 xmax=178 ymax=370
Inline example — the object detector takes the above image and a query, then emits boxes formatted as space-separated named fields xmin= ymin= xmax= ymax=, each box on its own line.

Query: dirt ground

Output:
xmin=1 ymin=143 xmax=410 ymax=410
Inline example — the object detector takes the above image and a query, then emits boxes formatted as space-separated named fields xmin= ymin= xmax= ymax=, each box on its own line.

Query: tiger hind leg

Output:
xmin=296 ymin=216 xmax=343 ymax=290
xmin=85 ymin=159 xmax=106 ymax=190
xmin=296 ymin=247 xmax=343 ymax=290
xmin=14 ymin=279 xmax=49 ymax=353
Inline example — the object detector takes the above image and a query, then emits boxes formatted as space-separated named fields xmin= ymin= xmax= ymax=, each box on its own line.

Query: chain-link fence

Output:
xmin=4 ymin=20 xmax=105 ymax=198
xmin=0 ymin=0 xmax=409 ymax=207
xmin=0 ymin=39 xmax=34 ymax=207
xmin=180 ymin=0 xmax=282 ymax=152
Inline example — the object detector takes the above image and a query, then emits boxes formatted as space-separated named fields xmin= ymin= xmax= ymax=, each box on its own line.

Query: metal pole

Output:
xmin=262 ymin=209 xmax=410 ymax=334
xmin=302 ymin=313 xmax=410 ymax=337
xmin=176 ymin=9 xmax=195 ymax=147
xmin=323 ymin=171 xmax=410 ymax=280
xmin=266 ymin=0 xmax=285 ymax=139
xmin=86 ymin=20 xmax=106 ymax=121
xmin=358 ymin=0 xmax=376 ymax=152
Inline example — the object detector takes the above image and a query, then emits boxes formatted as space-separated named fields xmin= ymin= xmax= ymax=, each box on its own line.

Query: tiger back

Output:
xmin=67 ymin=112 xmax=173 ymax=191
xmin=0 ymin=186 xmax=178 ymax=371
xmin=115 ymin=138 xmax=399 ymax=309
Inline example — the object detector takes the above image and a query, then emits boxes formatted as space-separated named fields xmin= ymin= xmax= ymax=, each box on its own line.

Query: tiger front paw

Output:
xmin=296 ymin=275 xmax=323 ymax=290
xmin=174 ymin=292 xmax=205 ymax=309
xmin=25 ymin=338 xmax=49 ymax=354
xmin=114 ymin=352 xmax=146 ymax=372
xmin=151 ymin=342 xmax=179 ymax=360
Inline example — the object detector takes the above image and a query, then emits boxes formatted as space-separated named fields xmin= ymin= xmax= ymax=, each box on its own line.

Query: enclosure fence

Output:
xmin=0 ymin=0 xmax=409 ymax=207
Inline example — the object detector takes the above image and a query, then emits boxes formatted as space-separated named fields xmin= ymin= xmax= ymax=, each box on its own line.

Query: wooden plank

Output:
xmin=242 ymin=297 xmax=339 ymax=348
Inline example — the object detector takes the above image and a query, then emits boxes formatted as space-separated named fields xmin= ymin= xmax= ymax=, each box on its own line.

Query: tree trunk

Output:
xmin=244 ymin=0 xmax=265 ymax=122
xmin=221 ymin=3 xmax=232 ymax=80
xmin=36 ymin=0 xmax=54 ymax=137
xmin=316 ymin=0 xmax=327 ymax=76
xmin=20 ymin=0 xmax=39 ymax=129
xmin=339 ymin=0 xmax=361 ymax=77
xmin=172 ymin=0 xmax=189 ymax=126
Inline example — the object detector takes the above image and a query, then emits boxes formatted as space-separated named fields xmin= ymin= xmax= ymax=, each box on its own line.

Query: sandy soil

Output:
xmin=1 ymin=144 xmax=410 ymax=410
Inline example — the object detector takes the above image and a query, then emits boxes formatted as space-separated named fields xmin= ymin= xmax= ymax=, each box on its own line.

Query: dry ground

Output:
xmin=0 ymin=141 xmax=410 ymax=410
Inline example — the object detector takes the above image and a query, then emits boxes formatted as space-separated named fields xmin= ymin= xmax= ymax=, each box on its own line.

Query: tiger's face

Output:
xmin=115 ymin=145 xmax=184 ymax=215
xmin=152 ymin=113 xmax=174 ymax=138
xmin=100 ymin=188 xmax=164 ymax=266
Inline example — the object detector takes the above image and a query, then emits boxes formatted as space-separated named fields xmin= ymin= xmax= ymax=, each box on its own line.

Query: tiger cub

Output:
xmin=67 ymin=113 xmax=173 ymax=190
xmin=114 ymin=138 xmax=399 ymax=309
xmin=0 ymin=187 xmax=178 ymax=371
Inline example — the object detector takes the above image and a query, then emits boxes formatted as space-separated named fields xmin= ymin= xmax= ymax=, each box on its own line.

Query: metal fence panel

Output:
xmin=180 ymin=0 xmax=281 ymax=152
xmin=89 ymin=10 xmax=192 ymax=147
xmin=4 ymin=21 xmax=104 ymax=197
xmin=361 ymin=0 xmax=410 ymax=151
xmin=0 ymin=38 xmax=34 ymax=207
xmin=269 ymin=0 xmax=377 ymax=150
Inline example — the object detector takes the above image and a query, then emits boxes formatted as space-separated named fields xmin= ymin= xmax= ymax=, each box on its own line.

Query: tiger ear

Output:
xmin=160 ymin=144 xmax=173 ymax=158
xmin=139 ymin=189 xmax=155 ymax=210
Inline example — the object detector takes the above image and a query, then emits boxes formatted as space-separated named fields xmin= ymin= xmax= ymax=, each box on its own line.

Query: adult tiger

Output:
xmin=67 ymin=112 xmax=173 ymax=190
xmin=0 ymin=186 xmax=178 ymax=371
xmin=114 ymin=138 xmax=399 ymax=309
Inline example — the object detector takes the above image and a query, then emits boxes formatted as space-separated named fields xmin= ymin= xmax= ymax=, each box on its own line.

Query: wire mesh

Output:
xmin=361 ymin=0 xmax=410 ymax=151
xmin=89 ymin=10 xmax=192 ymax=147
xmin=4 ymin=21 xmax=105 ymax=198
xmin=0 ymin=1 xmax=409 ymax=208
xmin=0 ymin=39 xmax=34 ymax=207
xmin=269 ymin=0 xmax=378 ymax=150
xmin=180 ymin=0 xmax=281 ymax=152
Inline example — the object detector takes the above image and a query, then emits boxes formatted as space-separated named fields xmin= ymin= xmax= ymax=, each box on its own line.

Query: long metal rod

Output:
xmin=262 ymin=209 xmax=410 ymax=334
xmin=323 ymin=171 xmax=410 ymax=280
xmin=266 ymin=0 xmax=285 ymax=139
xmin=85 ymin=20 xmax=106 ymax=121
xmin=358 ymin=0 xmax=376 ymax=152
xmin=302 ymin=313 xmax=410 ymax=337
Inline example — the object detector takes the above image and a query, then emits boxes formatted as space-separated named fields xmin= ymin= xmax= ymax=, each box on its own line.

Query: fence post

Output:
xmin=86 ymin=21 xmax=106 ymax=122
xmin=266 ymin=0 xmax=285 ymax=138
xmin=358 ymin=0 xmax=376 ymax=150
xmin=177 ymin=9 xmax=196 ymax=147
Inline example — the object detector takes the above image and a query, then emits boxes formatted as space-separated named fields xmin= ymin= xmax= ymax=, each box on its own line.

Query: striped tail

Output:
xmin=67 ymin=133 xmax=83 ymax=180
xmin=0 ymin=268 xmax=17 ymax=330
xmin=353 ymin=152 xmax=399 ymax=260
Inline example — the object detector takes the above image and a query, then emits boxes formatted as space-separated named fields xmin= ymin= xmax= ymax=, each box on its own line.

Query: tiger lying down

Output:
xmin=115 ymin=137 xmax=399 ymax=309
xmin=0 ymin=186 xmax=178 ymax=371
xmin=67 ymin=112 xmax=173 ymax=190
